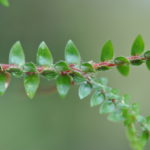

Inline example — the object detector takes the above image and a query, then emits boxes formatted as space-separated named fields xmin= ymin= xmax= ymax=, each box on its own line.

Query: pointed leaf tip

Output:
xmin=24 ymin=74 xmax=40 ymax=99
xmin=65 ymin=40 xmax=81 ymax=65
xmin=79 ymin=82 xmax=92 ymax=99
xmin=99 ymin=101 xmax=115 ymax=114
xmin=90 ymin=91 xmax=104 ymax=107
xmin=9 ymin=41 xmax=25 ymax=66
xmin=131 ymin=35 xmax=144 ymax=56
xmin=100 ymin=40 xmax=114 ymax=61
xmin=56 ymin=75 xmax=71 ymax=98
xmin=37 ymin=41 xmax=53 ymax=66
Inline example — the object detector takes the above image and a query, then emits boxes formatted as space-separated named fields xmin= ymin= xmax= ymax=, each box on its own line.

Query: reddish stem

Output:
xmin=0 ymin=56 xmax=146 ymax=74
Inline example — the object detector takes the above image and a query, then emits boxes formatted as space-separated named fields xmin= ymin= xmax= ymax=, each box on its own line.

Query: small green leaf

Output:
xmin=70 ymin=72 xmax=85 ymax=83
xmin=0 ymin=72 xmax=10 ymax=95
xmin=114 ymin=57 xmax=130 ymax=76
xmin=136 ymin=115 xmax=145 ymax=124
xmin=90 ymin=91 xmax=105 ymax=107
xmin=81 ymin=63 xmax=94 ymax=72
xmin=56 ymin=75 xmax=71 ymax=98
xmin=144 ymin=50 xmax=150 ymax=60
xmin=107 ymin=110 xmax=124 ymax=122
xmin=23 ymin=62 xmax=36 ymax=72
xmin=123 ymin=94 xmax=131 ymax=104
xmin=9 ymin=41 xmax=25 ymax=66
xmin=139 ymin=130 xmax=149 ymax=148
xmin=65 ymin=40 xmax=81 ymax=65
xmin=0 ymin=0 xmax=9 ymax=7
xmin=146 ymin=116 xmax=150 ymax=131
xmin=24 ymin=74 xmax=40 ymax=99
xmin=95 ymin=77 xmax=108 ymax=85
xmin=55 ymin=61 xmax=69 ymax=71
xmin=79 ymin=82 xmax=92 ymax=99
xmin=146 ymin=60 xmax=150 ymax=70
xmin=99 ymin=100 xmax=115 ymax=114
xmin=100 ymin=40 xmax=114 ymax=61
xmin=132 ymin=103 xmax=140 ymax=115
xmin=131 ymin=35 xmax=144 ymax=56
xmin=42 ymin=70 xmax=58 ymax=80
xmin=8 ymin=68 xmax=23 ymax=78
xmin=37 ymin=42 xmax=53 ymax=66
xmin=97 ymin=66 xmax=110 ymax=71
xmin=131 ymin=59 xmax=143 ymax=66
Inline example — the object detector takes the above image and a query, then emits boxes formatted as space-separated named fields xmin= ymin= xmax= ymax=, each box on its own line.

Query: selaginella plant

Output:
xmin=1 ymin=1 xmax=150 ymax=150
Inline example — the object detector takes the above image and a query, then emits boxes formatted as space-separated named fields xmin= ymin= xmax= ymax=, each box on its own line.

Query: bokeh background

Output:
xmin=0 ymin=0 xmax=150 ymax=150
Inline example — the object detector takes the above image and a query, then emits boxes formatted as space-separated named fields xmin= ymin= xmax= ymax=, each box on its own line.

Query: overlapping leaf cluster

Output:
xmin=0 ymin=35 xmax=150 ymax=150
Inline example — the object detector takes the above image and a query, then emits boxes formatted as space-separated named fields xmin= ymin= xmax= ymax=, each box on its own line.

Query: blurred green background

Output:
xmin=0 ymin=0 xmax=150 ymax=149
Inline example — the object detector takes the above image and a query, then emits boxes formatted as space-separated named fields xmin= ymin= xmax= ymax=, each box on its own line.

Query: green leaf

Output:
xmin=131 ymin=35 xmax=144 ymax=56
xmin=107 ymin=110 xmax=124 ymax=122
xmin=81 ymin=63 xmax=94 ymax=72
xmin=100 ymin=40 xmax=114 ymax=61
xmin=37 ymin=42 xmax=53 ymax=66
xmin=123 ymin=94 xmax=131 ymax=104
xmin=106 ymin=91 xmax=121 ymax=100
xmin=131 ymin=59 xmax=143 ymax=66
xmin=99 ymin=100 xmax=115 ymax=114
xmin=146 ymin=116 xmax=150 ymax=131
xmin=56 ymin=75 xmax=71 ymax=97
xmin=146 ymin=60 xmax=150 ymax=70
xmin=70 ymin=72 xmax=85 ymax=83
xmin=0 ymin=72 xmax=10 ymax=95
xmin=55 ymin=61 xmax=69 ymax=71
xmin=144 ymin=50 xmax=150 ymax=60
xmin=139 ymin=130 xmax=149 ymax=148
xmin=132 ymin=103 xmax=140 ymax=115
xmin=9 ymin=41 xmax=25 ymax=66
xmin=0 ymin=0 xmax=9 ymax=7
xmin=8 ymin=68 xmax=23 ymax=78
xmin=79 ymin=82 xmax=92 ymax=99
xmin=23 ymin=62 xmax=37 ymax=72
xmin=65 ymin=40 xmax=81 ymax=65
xmin=95 ymin=77 xmax=108 ymax=86
xmin=97 ymin=66 xmax=110 ymax=71
xmin=90 ymin=91 xmax=105 ymax=107
xmin=24 ymin=74 xmax=40 ymax=99
xmin=42 ymin=70 xmax=58 ymax=80
xmin=145 ymin=51 xmax=150 ymax=72
xmin=114 ymin=57 xmax=130 ymax=76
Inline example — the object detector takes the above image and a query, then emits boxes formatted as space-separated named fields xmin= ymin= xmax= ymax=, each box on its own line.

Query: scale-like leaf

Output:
xmin=24 ymin=74 xmax=40 ymax=99
xmin=131 ymin=35 xmax=144 ymax=56
xmin=42 ymin=70 xmax=58 ymax=80
xmin=37 ymin=42 xmax=53 ymax=66
xmin=9 ymin=41 xmax=25 ymax=66
xmin=81 ymin=63 xmax=94 ymax=72
xmin=23 ymin=62 xmax=36 ymax=72
xmin=55 ymin=61 xmax=69 ymax=71
xmin=56 ymin=75 xmax=71 ymax=97
xmin=114 ymin=56 xmax=130 ymax=76
xmin=101 ymin=40 xmax=114 ymax=61
xmin=79 ymin=82 xmax=92 ymax=99
xmin=90 ymin=91 xmax=105 ymax=107
xmin=65 ymin=40 xmax=81 ymax=65
xmin=99 ymin=100 xmax=115 ymax=114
